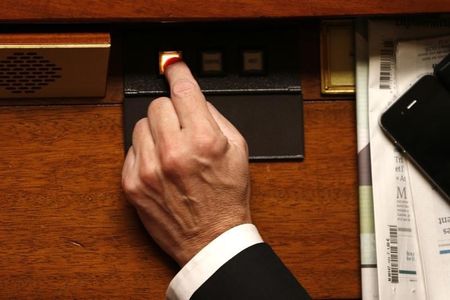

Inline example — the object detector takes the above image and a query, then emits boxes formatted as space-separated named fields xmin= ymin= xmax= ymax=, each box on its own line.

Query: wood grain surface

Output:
xmin=0 ymin=0 xmax=449 ymax=21
xmin=0 ymin=15 xmax=360 ymax=299
xmin=0 ymin=101 xmax=358 ymax=299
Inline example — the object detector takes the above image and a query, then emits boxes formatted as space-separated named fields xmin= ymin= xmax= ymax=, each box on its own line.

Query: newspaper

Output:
xmin=355 ymin=18 xmax=379 ymax=300
xmin=395 ymin=35 xmax=450 ymax=300
xmin=368 ymin=19 xmax=450 ymax=300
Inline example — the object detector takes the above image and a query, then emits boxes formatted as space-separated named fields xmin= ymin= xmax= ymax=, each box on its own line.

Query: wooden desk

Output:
xmin=1 ymin=2 xmax=448 ymax=298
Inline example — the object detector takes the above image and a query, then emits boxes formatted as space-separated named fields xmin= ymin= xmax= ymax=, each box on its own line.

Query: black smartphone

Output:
xmin=380 ymin=75 xmax=450 ymax=201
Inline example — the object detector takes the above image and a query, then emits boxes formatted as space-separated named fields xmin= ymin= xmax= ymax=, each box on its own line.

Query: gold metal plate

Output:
xmin=0 ymin=33 xmax=110 ymax=99
xmin=320 ymin=20 xmax=355 ymax=95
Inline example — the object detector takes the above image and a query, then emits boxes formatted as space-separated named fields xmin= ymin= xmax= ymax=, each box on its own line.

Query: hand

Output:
xmin=121 ymin=61 xmax=252 ymax=266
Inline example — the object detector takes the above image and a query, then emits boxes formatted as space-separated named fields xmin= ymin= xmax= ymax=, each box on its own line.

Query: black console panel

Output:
xmin=123 ymin=22 xmax=304 ymax=160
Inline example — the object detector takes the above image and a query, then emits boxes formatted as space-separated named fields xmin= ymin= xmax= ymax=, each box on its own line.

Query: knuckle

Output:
xmin=132 ymin=118 xmax=149 ymax=146
xmin=122 ymin=175 xmax=139 ymax=197
xmin=148 ymin=97 xmax=170 ymax=116
xmin=193 ymin=132 xmax=227 ymax=157
xmin=160 ymin=150 xmax=185 ymax=177
xmin=138 ymin=164 xmax=159 ymax=187
xmin=236 ymin=135 xmax=249 ymax=154
xmin=171 ymin=79 xmax=199 ymax=98
xmin=134 ymin=117 xmax=148 ymax=132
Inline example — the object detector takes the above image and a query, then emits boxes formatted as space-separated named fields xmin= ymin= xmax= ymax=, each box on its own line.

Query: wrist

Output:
xmin=167 ymin=223 xmax=263 ymax=300
xmin=176 ymin=218 xmax=251 ymax=266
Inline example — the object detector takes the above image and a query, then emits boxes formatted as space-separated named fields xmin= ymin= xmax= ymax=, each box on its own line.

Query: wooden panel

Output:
xmin=0 ymin=105 xmax=177 ymax=299
xmin=251 ymin=100 xmax=359 ymax=298
xmin=0 ymin=0 xmax=449 ymax=21
xmin=300 ymin=20 xmax=331 ymax=101
xmin=0 ymin=101 xmax=358 ymax=299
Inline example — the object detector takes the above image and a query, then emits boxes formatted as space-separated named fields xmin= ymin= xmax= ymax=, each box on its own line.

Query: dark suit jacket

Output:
xmin=191 ymin=243 xmax=311 ymax=299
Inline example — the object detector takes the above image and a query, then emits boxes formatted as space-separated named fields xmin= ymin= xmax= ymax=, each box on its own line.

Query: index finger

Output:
xmin=164 ymin=61 xmax=217 ymax=129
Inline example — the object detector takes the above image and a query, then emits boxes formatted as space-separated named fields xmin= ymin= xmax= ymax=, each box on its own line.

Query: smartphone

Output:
xmin=380 ymin=75 xmax=450 ymax=201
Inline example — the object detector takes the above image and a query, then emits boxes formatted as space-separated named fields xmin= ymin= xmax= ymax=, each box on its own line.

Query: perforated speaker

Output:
xmin=0 ymin=52 xmax=62 ymax=94
xmin=0 ymin=33 xmax=110 ymax=99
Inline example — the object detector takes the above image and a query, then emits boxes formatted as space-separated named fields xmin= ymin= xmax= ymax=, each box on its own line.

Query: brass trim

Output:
xmin=320 ymin=20 xmax=355 ymax=95
xmin=0 ymin=44 xmax=110 ymax=49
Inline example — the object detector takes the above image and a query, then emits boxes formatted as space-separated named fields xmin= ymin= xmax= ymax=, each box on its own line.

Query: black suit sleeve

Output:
xmin=191 ymin=243 xmax=311 ymax=300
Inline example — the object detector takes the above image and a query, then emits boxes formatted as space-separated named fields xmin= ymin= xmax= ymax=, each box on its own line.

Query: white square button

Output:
xmin=242 ymin=50 xmax=264 ymax=74
xmin=201 ymin=51 xmax=223 ymax=74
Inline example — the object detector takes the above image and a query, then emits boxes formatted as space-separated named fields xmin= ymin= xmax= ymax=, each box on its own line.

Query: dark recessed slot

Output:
xmin=20 ymin=64 xmax=29 ymax=67
xmin=52 ymin=67 xmax=62 ymax=71
xmin=37 ymin=83 xmax=48 ymax=86
xmin=26 ymin=68 xmax=36 ymax=71
xmin=11 ymin=91 xmax=22 ymax=94
xmin=28 ymin=53 xmax=38 ymax=56
xmin=6 ymin=79 xmax=14 ymax=82
xmin=13 ymin=75 xmax=23 ymax=79
xmin=6 ymin=64 xmax=15 ymax=67
xmin=31 ymin=86 xmax=41 ymax=90
xmin=13 ymin=52 xmax=25 ymax=56
xmin=32 ymin=72 xmax=43 ymax=75
xmin=5 ymin=86 xmax=16 ymax=90
xmin=45 ymin=71 xmax=55 ymax=74
xmin=19 ymin=72 xmax=28 ymax=75
xmin=31 ymin=79 xmax=43 ymax=82
xmin=24 ymin=90 xmax=34 ymax=94
xmin=25 ymin=76 xmax=36 ymax=78
xmin=26 ymin=60 xmax=36 ymax=63
xmin=6 ymin=72 xmax=14 ymax=75
xmin=38 ymin=68 xmax=48 ymax=71
xmin=19 ymin=79 xmax=29 ymax=82
xmin=32 ymin=64 xmax=43 ymax=67
xmin=13 ymin=60 xmax=24 ymax=64
xmin=44 ymin=79 xmax=54 ymax=82
xmin=0 ymin=83 xmax=7 ymax=86
xmin=6 ymin=56 xmax=16 ymax=60
xmin=51 ymin=75 xmax=61 ymax=78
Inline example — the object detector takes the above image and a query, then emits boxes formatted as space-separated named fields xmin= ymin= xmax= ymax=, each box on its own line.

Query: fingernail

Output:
xmin=163 ymin=57 xmax=182 ymax=72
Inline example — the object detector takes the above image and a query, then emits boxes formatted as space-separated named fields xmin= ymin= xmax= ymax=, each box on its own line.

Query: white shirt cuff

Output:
xmin=166 ymin=223 xmax=263 ymax=300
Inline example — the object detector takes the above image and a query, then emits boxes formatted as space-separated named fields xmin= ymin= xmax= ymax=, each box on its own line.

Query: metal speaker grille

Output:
xmin=0 ymin=52 xmax=62 ymax=94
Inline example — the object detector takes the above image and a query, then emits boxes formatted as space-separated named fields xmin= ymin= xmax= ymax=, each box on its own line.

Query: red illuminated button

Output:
xmin=159 ymin=51 xmax=183 ymax=74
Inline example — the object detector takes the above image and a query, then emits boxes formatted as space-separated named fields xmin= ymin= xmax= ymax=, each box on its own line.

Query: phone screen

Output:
xmin=380 ymin=75 xmax=450 ymax=200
